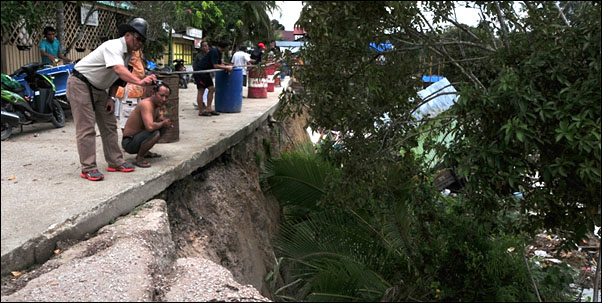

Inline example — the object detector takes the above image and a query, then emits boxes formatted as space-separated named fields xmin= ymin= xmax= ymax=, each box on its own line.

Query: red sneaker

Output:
xmin=106 ymin=162 xmax=135 ymax=172
xmin=81 ymin=169 xmax=104 ymax=181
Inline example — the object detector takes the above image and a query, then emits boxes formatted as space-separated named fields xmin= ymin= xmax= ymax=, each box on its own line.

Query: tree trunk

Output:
xmin=168 ymin=26 xmax=173 ymax=68
xmin=56 ymin=1 xmax=66 ymax=56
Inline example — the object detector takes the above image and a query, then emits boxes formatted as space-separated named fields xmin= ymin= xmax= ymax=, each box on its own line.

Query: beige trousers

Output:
xmin=66 ymin=76 xmax=124 ymax=172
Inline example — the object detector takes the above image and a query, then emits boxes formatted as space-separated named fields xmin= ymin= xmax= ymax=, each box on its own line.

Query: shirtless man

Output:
xmin=121 ymin=82 xmax=173 ymax=168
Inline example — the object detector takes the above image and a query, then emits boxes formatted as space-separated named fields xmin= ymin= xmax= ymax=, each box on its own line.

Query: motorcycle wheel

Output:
xmin=50 ymin=99 xmax=66 ymax=128
xmin=1 ymin=121 xmax=12 ymax=141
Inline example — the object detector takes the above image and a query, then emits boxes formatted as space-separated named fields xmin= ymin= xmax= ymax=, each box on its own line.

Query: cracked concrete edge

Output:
xmin=1 ymin=102 xmax=280 ymax=276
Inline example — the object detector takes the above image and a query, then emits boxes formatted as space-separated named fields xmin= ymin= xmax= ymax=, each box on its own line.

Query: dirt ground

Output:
xmin=526 ymin=230 xmax=600 ymax=293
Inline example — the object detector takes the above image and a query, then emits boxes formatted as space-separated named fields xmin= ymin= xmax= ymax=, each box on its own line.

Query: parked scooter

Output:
xmin=173 ymin=59 xmax=188 ymax=89
xmin=145 ymin=60 xmax=172 ymax=74
xmin=1 ymin=63 xmax=66 ymax=141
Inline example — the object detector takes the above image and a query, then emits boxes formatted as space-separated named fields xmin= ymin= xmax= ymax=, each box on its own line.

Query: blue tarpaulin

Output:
xmin=422 ymin=75 xmax=444 ymax=83
xmin=369 ymin=42 xmax=393 ymax=52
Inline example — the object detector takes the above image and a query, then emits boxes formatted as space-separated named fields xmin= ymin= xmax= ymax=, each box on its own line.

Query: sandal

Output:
xmin=134 ymin=159 xmax=151 ymax=168
xmin=210 ymin=111 xmax=220 ymax=116
xmin=106 ymin=162 xmax=135 ymax=172
xmin=144 ymin=151 xmax=162 ymax=158
xmin=199 ymin=111 xmax=212 ymax=116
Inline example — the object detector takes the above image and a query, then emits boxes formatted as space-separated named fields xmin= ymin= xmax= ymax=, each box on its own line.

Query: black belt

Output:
xmin=72 ymin=69 xmax=101 ymax=111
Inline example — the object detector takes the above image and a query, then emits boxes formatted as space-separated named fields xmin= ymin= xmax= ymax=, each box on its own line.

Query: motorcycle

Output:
xmin=1 ymin=63 xmax=66 ymax=141
xmin=173 ymin=59 xmax=188 ymax=89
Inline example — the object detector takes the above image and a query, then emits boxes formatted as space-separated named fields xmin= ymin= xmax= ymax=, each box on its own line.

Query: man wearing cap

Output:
xmin=66 ymin=17 xmax=157 ymax=181
xmin=250 ymin=42 xmax=266 ymax=65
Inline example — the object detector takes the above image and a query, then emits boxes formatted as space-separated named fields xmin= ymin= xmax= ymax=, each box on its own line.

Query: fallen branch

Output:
xmin=594 ymin=240 xmax=601 ymax=302
xmin=523 ymin=250 xmax=543 ymax=302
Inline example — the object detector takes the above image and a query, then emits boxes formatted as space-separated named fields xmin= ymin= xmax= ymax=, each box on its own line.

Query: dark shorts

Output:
xmin=194 ymin=73 xmax=214 ymax=89
xmin=121 ymin=127 xmax=166 ymax=154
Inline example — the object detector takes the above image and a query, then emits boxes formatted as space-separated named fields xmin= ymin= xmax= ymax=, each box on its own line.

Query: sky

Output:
xmin=268 ymin=1 xmax=304 ymax=31
xmin=268 ymin=2 xmax=492 ymax=30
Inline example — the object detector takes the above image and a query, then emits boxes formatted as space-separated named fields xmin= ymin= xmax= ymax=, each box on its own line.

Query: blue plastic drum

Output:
xmin=215 ymin=67 xmax=243 ymax=113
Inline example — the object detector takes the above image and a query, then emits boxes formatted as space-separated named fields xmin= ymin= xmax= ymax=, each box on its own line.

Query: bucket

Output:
xmin=248 ymin=67 xmax=267 ymax=98
xmin=144 ymin=74 xmax=179 ymax=143
xmin=215 ymin=67 xmax=243 ymax=113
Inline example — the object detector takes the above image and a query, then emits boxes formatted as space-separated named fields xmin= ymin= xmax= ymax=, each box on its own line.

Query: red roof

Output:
xmin=293 ymin=27 xmax=306 ymax=35
xmin=278 ymin=30 xmax=295 ymax=41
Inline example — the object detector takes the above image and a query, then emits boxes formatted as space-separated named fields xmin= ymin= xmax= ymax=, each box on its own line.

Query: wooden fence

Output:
xmin=1 ymin=2 xmax=131 ymax=74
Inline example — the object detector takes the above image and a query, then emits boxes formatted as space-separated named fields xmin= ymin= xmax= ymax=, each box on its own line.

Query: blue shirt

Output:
xmin=40 ymin=39 xmax=61 ymax=65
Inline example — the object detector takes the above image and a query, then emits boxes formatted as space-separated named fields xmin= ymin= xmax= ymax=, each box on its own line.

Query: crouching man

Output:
xmin=122 ymin=82 xmax=173 ymax=168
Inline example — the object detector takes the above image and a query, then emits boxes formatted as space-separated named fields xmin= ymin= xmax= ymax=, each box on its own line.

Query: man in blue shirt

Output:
xmin=194 ymin=40 xmax=233 ymax=116
xmin=40 ymin=26 xmax=72 ymax=66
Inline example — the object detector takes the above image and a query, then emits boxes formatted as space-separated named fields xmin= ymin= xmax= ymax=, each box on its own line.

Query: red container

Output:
xmin=266 ymin=64 xmax=276 ymax=92
xmin=248 ymin=68 xmax=267 ymax=98
xmin=274 ymin=63 xmax=281 ymax=87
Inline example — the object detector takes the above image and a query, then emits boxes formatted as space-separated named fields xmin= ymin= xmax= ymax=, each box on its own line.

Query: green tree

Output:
xmin=132 ymin=1 xmax=224 ymax=61
xmin=132 ymin=1 xmax=277 ymax=61
xmin=237 ymin=1 xmax=279 ymax=44
xmin=272 ymin=19 xmax=285 ymax=31
xmin=263 ymin=144 xmax=576 ymax=301
xmin=281 ymin=0 xmax=600 ymax=247
xmin=271 ymin=1 xmax=600 ymax=301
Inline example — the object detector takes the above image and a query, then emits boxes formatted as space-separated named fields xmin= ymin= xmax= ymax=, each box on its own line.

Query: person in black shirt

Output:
xmin=194 ymin=40 xmax=233 ymax=116
xmin=193 ymin=40 xmax=210 ymax=111
xmin=250 ymin=42 xmax=265 ymax=65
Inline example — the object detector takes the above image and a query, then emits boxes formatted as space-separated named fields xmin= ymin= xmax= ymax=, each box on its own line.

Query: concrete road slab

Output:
xmin=1 ymin=79 xmax=288 ymax=275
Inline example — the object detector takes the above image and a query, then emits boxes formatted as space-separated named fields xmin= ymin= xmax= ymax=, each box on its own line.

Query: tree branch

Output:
xmin=522 ymin=250 xmax=543 ymax=302
xmin=494 ymin=2 xmax=510 ymax=49
xmin=442 ymin=15 xmax=484 ymax=44
xmin=393 ymin=37 xmax=496 ymax=53
xmin=426 ymin=44 xmax=485 ymax=90
xmin=398 ymin=118 xmax=455 ymax=146
xmin=555 ymin=2 xmax=571 ymax=27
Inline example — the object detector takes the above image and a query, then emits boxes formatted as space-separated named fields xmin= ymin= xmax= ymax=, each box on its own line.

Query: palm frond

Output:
xmin=261 ymin=145 xmax=339 ymax=217
xmin=275 ymin=209 xmax=407 ymax=301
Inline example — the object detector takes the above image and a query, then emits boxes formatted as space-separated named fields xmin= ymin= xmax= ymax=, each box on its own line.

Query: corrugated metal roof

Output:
xmin=97 ymin=1 xmax=132 ymax=10
xmin=278 ymin=30 xmax=295 ymax=41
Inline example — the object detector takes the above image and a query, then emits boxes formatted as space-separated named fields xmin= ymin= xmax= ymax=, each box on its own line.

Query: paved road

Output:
xmin=1 ymin=79 xmax=287 ymax=275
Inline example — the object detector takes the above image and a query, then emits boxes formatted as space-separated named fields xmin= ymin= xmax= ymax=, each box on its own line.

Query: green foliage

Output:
xmin=133 ymin=1 xmax=277 ymax=60
xmin=446 ymin=1 xmax=601 ymax=245
xmin=270 ymin=1 xmax=596 ymax=300
xmin=261 ymin=142 xmax=339 ymax=219
xmin=211 ymin=1 xmax=279 ymax=47
xmin=280 ymin=0 xmax=600 ymax=247
xmin=265 ymin=146 xmax=576 ymax=301
xmin=133 ymin=1 xmax=224 ymax=61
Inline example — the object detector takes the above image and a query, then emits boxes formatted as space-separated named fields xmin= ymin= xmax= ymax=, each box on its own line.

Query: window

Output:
xmin=173 ymin=42 xmax=193 ymax=65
